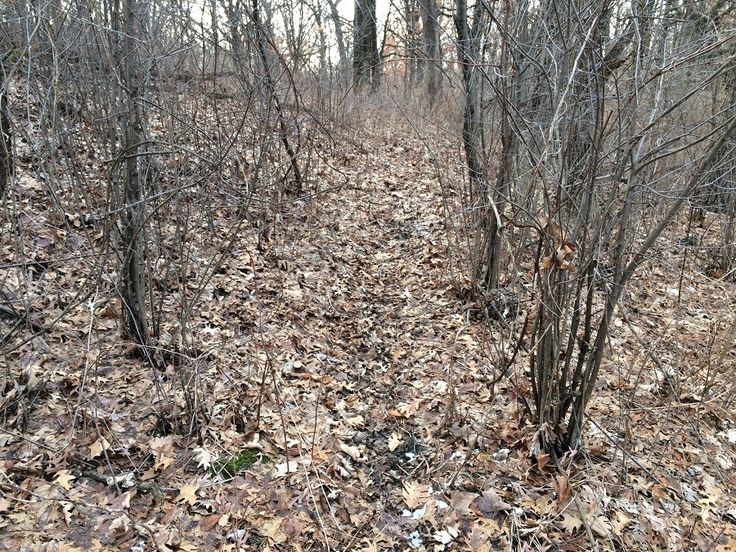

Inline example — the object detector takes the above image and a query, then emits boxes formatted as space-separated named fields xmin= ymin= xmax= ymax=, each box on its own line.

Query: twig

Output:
xmin=584 ymin=415 xmax=658 ymax=482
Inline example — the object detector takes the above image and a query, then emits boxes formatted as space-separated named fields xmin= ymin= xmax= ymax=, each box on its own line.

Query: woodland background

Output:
xmin=1 ymin=0 xmax=735 ymax=550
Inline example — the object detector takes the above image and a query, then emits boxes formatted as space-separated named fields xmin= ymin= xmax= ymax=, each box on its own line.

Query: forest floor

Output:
xmin=1 ymin=103 xmax=736 ymax=551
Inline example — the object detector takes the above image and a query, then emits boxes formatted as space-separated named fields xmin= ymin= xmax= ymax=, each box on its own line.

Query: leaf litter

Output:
xmin=0 ymin=107 xmax=735 ymax=551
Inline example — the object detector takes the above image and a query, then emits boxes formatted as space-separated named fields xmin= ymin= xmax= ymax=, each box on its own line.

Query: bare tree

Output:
xmin=419 ymin=0 xmax=440 ymax=104
xmin=454 ymin=0 xmax=736 ymax=454
xmin=251 ymin=0 xmax=303 ymax=186
xmin=353 ymin=0 xmax=381 ymax=90
xmin=326 ymin=0 xmax=349 ymax=75
xmin=454 ymin=0 xmax=497 ymax=288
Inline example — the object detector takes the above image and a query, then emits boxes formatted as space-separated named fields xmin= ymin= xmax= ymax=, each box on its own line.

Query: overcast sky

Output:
xmin=338 ymin=0 xmax=392 ymax=23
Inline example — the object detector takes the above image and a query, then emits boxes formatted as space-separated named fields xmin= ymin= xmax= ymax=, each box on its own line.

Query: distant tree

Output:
xmin=403 ymin=0 xmax=421 ymax=90
xmin=327 ymin=0 xmax=349 ymax=76
xmin=251 ymin=0 xmax=303 ymax=186
xmin=419 ymin=0 xmax=440 ymax=104
xmin=353 ymin=0 xmax=380 ymax=90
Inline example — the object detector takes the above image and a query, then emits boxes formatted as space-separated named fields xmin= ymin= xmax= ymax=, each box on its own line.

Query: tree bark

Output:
xmin=118 ymin=0 xmax=149 ymax=346
xmin=353 ymin=0 xmax=380 ymax=90
xmin=327 ymin=0 xmax=349 ymax=74
xmin=0 ymin=60 xmax=11 ymax=199
xmin=419 ymin=0 xmax=440 ymax=104
xmin=455 ymin=0 xmax=497 ymax=288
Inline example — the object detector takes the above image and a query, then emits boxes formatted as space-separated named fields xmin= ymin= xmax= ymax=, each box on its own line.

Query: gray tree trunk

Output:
xmin=327 ymin=0 xmax=349 ymax=76
xmin=419 ymin=0 xmax=440 ymax=104
xmin=353 ymin=0 xmax=380 ymax=90
xmin=118 ymin=0 xmax=150 ymax=346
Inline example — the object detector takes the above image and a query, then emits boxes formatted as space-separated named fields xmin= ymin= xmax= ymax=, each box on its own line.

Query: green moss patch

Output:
xmin=211 ymin=448 xmax=266 ymax=478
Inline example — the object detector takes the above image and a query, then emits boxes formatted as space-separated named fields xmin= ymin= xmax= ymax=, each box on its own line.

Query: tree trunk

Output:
xmin=455 ymin=0 xmax=497 ymax=288
xmin=118 ymin=0 xmax=149 ymax=346
xmin=252 ymin=0 xmax=303 ymax=185
xmin=404 ymin=0 xmax=420 ymax=90
xmin=419 ymin=0 xmax=440 ymax=104
xmin=0 ymin=60 xmax=11 ymax=199
xmin=353 ymin=0 xmax=380 ymax=90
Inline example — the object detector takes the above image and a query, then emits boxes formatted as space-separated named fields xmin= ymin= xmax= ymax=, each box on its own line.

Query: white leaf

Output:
xmin=193 ymin=447 xmax=215 ymax=470
xmin=433 ymin=526 xmax=459 ymax=544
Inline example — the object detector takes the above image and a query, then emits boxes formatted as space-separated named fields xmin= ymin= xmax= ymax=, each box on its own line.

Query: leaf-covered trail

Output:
xmin=238 ymin=122 xmax=477 ymax=441
xmin=199 ymin=114 xmax=503 ymax=547
xmin=259 ymin=120 xmax=474 ymax=420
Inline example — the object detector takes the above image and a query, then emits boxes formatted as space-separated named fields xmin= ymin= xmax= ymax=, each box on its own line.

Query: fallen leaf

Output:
xmin=433 ymin=526 xmax=459 ymax=544
xmin=150 ymin=435 xmax=176 ymax=471
xmin=340 ymin=441 xmax=362 ymax=461
xmin=193 ymin=447 xmax=215 ymax=470
xmin=554 ymin=474 xmax=571 ymax=505
xmin=259 ymin=516 xmax=286 ymax=544
xmin=611 ymin=510 xmax=630 ymax=535
xmin=387 ymin=433 xmax=402 ymax=452
xmin=88 ymin=437 xmax=111 ymax=459
xmin=559 ymin=512 xmax=582 ymax=534
xmin=199 ymin=514 xmax=221 ymax=532
xmin=110 ymin=490 xmax=134 ymax=510
xmin=177 ymin=483 xmax=199 ymax=506
xmin=54 ymin=470 xmax=76 ymax=490
xmin=591 ymin=515 xmax=612 ymax=538
xmin=402 ymin=481 xmax=431 ymax=509
xmin=471 ymin=489 xmax=512 ymax=517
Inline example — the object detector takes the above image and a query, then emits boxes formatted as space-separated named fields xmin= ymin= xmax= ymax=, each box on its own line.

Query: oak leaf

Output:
xmin=471 ymin=490 xmax=511 ymax=517
xmin=559 ymin=512 xmax=582 ymax=534
xmin=177 ymin=483 xmax=199 ymax=506
xmin=88 ymin=437 xmax=111 ymax=459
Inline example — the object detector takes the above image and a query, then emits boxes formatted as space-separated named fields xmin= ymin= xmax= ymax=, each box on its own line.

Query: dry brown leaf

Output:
xmin=559 ymin=512 xmax=582 ymax=534
xmin=591 ymin=515 xmax=612 ymax=537
xmin=88 ymin=437 xmax=110 ymax=460
xmin=387 ymin=433 xmax=402 ymax=452
xmin=471 ymin=489 xmax=512 ymax=517
xmin=611 ymin=510 xmax=630 ymax=535
xmin=537 ymin=451 xmax=550 ymax=471
xmin=465 ymin=519 xmax=500 ymax=551
xmin=259 ymin=516 xmax=287 ymax=543
xmin=54 ymin=470 xmax=76 ymax=490
xmin=150 ymin=435 xmax=176 ymax=471
xmin=465 ymin=523 xmax=492 ymax=552
xmin=198 ymin=514 xmax=221 ymax=532
xmin=109 ymin=490 xmax=134 ymax=510
xmin=554 ymin=474 xmax=571 ymax=505
xmin=402 ymin=481 xmax=431 ymax=509
xmin=340 ymin=441 xmax=362 ymax=461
